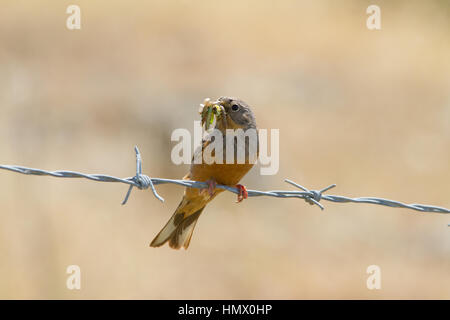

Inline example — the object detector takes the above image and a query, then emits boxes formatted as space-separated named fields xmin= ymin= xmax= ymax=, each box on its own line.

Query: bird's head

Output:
xmin=217 ymin=96 xmax=257 ymax=130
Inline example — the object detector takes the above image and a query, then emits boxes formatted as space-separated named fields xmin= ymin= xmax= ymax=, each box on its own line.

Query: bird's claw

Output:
xmin=200 ymin=179 xmax=217 ymax=197
xmin=235 ymin=184 xmax=248 ymax=203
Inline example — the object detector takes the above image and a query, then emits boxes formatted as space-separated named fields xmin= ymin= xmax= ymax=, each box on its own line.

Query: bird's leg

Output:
xmin=200 ymin=179 xmax=217 ymax=197
xmin=235 ymin=184 xmax=248 ymax=203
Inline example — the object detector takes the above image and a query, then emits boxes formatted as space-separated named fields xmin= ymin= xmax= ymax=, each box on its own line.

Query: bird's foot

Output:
xmin=200 ymin=179 xmax=217 ymax=197
xmin=235 ymin=184 xmax=248 ymax=203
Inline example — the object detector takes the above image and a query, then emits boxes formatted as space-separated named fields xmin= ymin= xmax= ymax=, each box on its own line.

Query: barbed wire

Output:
xmin=0 ymin=147 xmax=449 ymax=217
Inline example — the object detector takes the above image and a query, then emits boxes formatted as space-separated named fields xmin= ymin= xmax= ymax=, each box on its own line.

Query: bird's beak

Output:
xmin=213 ymin=100 xmax=228 ymax=129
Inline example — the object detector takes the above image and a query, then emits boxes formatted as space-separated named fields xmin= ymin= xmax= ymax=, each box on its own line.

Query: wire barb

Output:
xmin=0 ymin=147 xmax=448 ymax=221
xmin=284 ymin=179 xmax=337 ymax=210
xmin=121 ymin=146 xmax=164 ymax=205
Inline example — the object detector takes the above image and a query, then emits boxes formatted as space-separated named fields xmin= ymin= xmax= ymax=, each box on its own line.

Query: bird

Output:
xmin=150 ymin=96 xmax=259 ymax=249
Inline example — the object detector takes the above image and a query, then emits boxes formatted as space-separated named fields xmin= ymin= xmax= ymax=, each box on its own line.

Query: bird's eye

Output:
xmin=231 ymin=104 xmax=239 ymax=112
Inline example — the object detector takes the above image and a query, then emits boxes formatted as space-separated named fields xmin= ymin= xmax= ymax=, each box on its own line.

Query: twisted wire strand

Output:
xmin=0 ymin=147 xmax=448 ymax=215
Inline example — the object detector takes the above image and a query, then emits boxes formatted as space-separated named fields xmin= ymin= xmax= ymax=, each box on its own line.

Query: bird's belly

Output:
xmin=189 ymin=162 xmax=254 ymax=186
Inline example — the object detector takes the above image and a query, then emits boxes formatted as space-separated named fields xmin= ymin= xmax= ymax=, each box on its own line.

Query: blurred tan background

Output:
xmin=0 ymin=0 xmax=449 ymax=299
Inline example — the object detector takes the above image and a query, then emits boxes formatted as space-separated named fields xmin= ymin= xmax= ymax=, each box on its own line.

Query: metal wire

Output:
xmin=0 ymin=146 xmax=449 ymax=215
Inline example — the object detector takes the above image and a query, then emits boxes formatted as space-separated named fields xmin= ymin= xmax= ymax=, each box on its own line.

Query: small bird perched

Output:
xmin=150 ymin=96 xmax=259 ymax=249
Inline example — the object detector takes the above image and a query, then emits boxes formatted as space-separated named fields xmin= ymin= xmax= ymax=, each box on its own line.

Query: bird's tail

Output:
xmin=150 ymin=197 xmax=205 ymax=250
